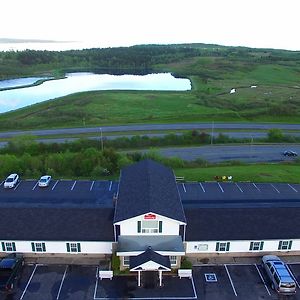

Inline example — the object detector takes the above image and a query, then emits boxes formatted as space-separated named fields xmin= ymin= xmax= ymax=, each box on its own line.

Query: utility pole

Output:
xmin=100 ymin=127 xmax=104 ymax=151
xmin=211 ymin=121 xmax=214 ymax=145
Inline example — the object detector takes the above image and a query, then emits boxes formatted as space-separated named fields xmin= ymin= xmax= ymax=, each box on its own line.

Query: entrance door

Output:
xmin=142 ymin=271 xmax=157 ymax=289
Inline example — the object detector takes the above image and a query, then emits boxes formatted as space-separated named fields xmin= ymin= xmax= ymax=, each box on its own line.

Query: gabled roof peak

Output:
xmin=114 ymin=160 xmax=186 ymax=223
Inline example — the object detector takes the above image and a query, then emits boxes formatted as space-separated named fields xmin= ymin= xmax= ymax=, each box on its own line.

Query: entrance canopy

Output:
xmin=130 ymin=247 xmax=171 ymax=271
xmin=117 ymin=235 xmax=185 ymax=256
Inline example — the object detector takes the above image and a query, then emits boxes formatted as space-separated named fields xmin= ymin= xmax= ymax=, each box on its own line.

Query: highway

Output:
xmin=1 ymin=122 xmax=300 ymax=138
xmin=0 ymin=123 xmax=299 ymax=163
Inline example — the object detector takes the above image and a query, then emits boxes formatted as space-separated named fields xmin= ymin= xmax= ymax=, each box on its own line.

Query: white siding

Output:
xmin=186 ymin=239 xmax=300 ymax=254
xmin=1 ymin=241 xmax=113 ymax=254
xmin=115 ymin=213 xmax=181 ymax=236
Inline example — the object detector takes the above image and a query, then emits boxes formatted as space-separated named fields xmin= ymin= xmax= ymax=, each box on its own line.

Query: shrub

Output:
xmin=181 ymin=257 xmax=193 ymax=269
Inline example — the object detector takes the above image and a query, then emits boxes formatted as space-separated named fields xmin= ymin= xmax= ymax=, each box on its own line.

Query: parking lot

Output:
xmin=0 ymin=264 xmax=196 ymax=300
xmin=194 ymin=263 xmax=300 ymax=300
xmin=0 ymin=179 xmax=119 ymax=208
xmin=2 ymin=262 xmax=300 ymax=299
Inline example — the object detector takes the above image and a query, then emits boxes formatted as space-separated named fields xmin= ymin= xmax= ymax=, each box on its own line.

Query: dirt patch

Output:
xmin=259 ymin=173 xmax=272 ymax=177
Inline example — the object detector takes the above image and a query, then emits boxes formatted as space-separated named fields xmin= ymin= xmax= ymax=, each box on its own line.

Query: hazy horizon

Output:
xmin=0 ymin=0 xmax=299 ymax=51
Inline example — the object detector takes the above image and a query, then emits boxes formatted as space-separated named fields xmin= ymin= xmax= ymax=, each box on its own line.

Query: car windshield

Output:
xmin=281 ymin=282 xmax=295 ymax=288
xmin=39 ymin=179 xmax=47 ymax=182
xmin=5 ymin=178 xmax=14 ymax=182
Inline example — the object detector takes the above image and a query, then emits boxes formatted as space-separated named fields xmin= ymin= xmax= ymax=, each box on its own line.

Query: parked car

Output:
xmin=38 ymin=175 xmax=52 ymax=187
xmin=262 ymin=255 xmax=296 ymax=295
xmin=283 ymin=150 xmax=298 ymax=157
xmin=0 ymin=254 xmax=24 ymax=292
xmin=3 ymin=174 xmax=19 ymax=189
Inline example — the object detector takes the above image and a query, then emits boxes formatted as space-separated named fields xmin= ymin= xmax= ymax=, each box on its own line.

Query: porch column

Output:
xmin=138 ymin=270 xmax=141 ymax=287
xmin=159 ymin=270 xmax=162 ymax=287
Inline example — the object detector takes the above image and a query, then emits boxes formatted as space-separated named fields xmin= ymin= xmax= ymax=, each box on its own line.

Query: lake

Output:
xmin=0 ymin=72 xmax=191 ymax=114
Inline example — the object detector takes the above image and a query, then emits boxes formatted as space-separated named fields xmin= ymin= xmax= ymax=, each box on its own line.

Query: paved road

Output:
xmin=1 ymin=122 xmax=300 ymax=138
xmin=139 ymin=144 xmax=300 ymax=163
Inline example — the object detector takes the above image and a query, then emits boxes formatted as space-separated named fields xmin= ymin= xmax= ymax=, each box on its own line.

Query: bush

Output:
xmin=181 ymin=257 xmax=193 ymax=269
xmin=111 ymin=254 xmax=120 ymax=273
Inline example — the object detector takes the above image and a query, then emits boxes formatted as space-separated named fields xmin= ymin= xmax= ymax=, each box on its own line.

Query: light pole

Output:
xmin=100 ymin=127 xmax=104 ymax=151
xmin=211 ymin=121 xmax=214 ymax=145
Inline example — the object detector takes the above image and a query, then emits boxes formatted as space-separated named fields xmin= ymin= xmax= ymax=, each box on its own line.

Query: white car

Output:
xmin=38 ymin=175 xmax=51 ymax=187
xmin=3 ymin=174 xmax=20 ymax=189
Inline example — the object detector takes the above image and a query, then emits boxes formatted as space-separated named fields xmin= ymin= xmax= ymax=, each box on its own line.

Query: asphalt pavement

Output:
xmin=1 ymin=122 xmax=300 ymax=138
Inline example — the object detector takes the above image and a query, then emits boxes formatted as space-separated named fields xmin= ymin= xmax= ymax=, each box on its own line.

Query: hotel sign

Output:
xmin=144 ymin=213 xmax=156 ymax=220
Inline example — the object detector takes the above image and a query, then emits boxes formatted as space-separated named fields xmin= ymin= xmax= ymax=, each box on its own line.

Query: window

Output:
xmin=249 ymin=241 xmax=264 ymax=251
xmin=278 ymin=240 xmax=292 ymax=250
xmin=170 ymin=256 xmax=177 ymax=266
xmin=274 ymin=273 xmax=280 ymax=285
xmin=1 ymin=242 xmax=16 ymax=252
xmin=31 ymin=242 xmax=46 ymax=252
xmin=216 ymin=242 xmax=230 ymax=252
xmin=123 ymin=256 xmax=130 ymax=267
xmin=66 ymin=242 xmax=81 ymax=253
xmin=137 ymin=220 xmax=162 ymax=234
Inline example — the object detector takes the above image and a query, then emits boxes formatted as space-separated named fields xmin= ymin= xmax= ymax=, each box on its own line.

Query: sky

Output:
xmin=0 ymin=0 xmax=299 ymax=51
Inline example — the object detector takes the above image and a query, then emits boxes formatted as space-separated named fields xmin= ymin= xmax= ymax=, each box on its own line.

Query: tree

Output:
xmin=267 ymin=128 xmax=284 ymax=142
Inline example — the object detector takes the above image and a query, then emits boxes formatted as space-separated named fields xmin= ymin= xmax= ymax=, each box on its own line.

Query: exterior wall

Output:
xmin=0 ymin=240 xmax=113 ymax=254
xmin=115 ymin=213 xmax=182 ymax=236
xmin=186 ymin=239 xmax=300 ymax=255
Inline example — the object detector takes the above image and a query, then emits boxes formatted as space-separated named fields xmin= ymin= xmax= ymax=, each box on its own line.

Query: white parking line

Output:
xmin=235 ymin=183 xmax=243 ymax=193
xmin=217 ymin=182 xmax=224 ymax=193
xmin=190 ymin=276 xmax=198 ymax=299
xmin=182 ymin=183 xmax=186 ymax=193
xmin=90 ymin=181 xmax=95 ymax=191
xmin=286 ymin=265 xmax=300 ymax=289
xmin=252 ymin=183 xmax=261 ymax=192
xmin=199 ymin=182 xmax=205 ymax=192
xmin=224 ymin=265 xmax=237 ymax=297
xmin=56 ymin=265 xmax=68 ymax=300
xmin=288 ymin=184 xmax=298 ymax=192
xmin=14 ymin=181 xmax=21 ymax=190
xmin=254 ymin=264 xmax=271 ymax=296
xmin=93 ymin=266 xmax=99 ymax=300
xmin=71 ymin=181 xmax=77 ymax=191
xmin=0 ymin=181 xmax=3 ymax=186
xmin=52 ymin=180 xmax=59 ymax=191
xmin=270 ymin=184 xmax=280 ymax=193
xmin=109 ymin=181 xmax=113 ymax=191
xmin=20 ymin=264 xmax=38 ymax=300
xmin=32 ymin=181 xmax=39 ymax=191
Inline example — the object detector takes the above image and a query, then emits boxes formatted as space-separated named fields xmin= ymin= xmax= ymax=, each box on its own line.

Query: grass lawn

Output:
xmin=0 ymin=52 xmax=300 ymax=131
xmin=174 ymin=163 xmax=300 ymax=183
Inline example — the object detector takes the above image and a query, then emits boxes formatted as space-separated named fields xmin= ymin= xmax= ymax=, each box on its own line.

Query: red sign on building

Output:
xmin=144 ymin=213 xmax=156 ymax=220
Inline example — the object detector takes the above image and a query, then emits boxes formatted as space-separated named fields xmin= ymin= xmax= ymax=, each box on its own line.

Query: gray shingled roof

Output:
xmin=185 ymin=207 xmax=300 ymax=241
xmin=114 ymin=160 xmax=186 ymax=223
xmin=130 ymin=247 xmax=171 ymax=270
xmin=0 ymin=207 xmax=114 ymax=241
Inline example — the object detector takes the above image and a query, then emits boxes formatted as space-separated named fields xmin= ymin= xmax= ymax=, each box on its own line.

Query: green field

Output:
xmin=0 ymin=45 xmax=300 ymax=130
xmin=174 ymin=163 xmax=300 ymax=183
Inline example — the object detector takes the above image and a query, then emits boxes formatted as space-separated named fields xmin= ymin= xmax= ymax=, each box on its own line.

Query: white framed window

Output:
xmin=170 ymin=256 xmax=177 ymax=266
xmin=31 ymin=242 xmax=46 ymax=252
xmin=216 ymin=242 xmax=230 ymax=252
xmin=137 ymin=220 xmax=162 ymax=234
xmin=123 ymin=256 xmax=130 ymax=267
xmin=249 ymin=241 xmax=264 ymax=251
xmin=1 ymin=242 xmax=16 ymax=252
xmin=66 ymin=242 xmax=81 ymax=253
xmin=278 ymin=240 xmax=292 ymax=250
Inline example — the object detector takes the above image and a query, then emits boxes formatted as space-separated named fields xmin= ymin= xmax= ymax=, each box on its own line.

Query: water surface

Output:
xmin=0 ymin=73 xmax=191 ymax=114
